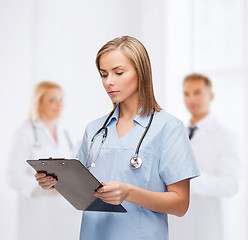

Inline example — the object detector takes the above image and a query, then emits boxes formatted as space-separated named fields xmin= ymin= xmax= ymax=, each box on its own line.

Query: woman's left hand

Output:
xmin=94 ymin=181 xmax=129 ymax=205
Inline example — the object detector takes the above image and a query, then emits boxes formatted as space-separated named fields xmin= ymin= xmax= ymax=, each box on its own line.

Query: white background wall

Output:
xmin=0 ymin=0 xmax=247 ymax=239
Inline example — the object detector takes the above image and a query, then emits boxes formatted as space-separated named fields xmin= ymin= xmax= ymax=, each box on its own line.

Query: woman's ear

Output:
xmin=210 ymin=92 xmax=214 ymax=101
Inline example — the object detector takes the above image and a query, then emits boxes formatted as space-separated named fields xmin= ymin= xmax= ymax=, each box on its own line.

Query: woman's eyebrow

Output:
xmin=100 ymin=65 xmax=124 ymax=72
xmin=112 ymin=65 xmax=123 ymax=70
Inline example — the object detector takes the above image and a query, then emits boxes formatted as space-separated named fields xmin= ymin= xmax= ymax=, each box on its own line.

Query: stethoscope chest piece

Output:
xmin=91 ymin=162 xmax=96 ymax=168
xmin=130 ymin=156 xmax=142 ymax=169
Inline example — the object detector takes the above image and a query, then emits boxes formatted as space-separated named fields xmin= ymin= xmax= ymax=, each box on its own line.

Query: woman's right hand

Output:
xmin=35 ymin=172 xmax=57 ymax=190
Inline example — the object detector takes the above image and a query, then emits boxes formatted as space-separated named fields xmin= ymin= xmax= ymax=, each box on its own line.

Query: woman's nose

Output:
xmin=57 ymin=99 xmax=63 ymax=108
xmin=106 ymin=74 xmax=114 ymax=85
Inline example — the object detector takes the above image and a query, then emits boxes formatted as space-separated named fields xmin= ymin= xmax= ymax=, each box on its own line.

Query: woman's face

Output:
xmin=39 ymin=88 xmax=63 ymax=120
xmin=99 ymin=50 xmax=139 ymax=104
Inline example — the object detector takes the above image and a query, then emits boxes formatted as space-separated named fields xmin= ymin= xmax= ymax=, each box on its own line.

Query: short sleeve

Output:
xmin=76 ymin=127 xmax=89 ymax=166
xmin=159 ymin=120 xmax=200 ymax=186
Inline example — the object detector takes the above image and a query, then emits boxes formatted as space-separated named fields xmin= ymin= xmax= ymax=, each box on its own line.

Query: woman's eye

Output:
xmin=101 ymin=74 xmax=108 ymax=78
xmin=116 ymin=72 xmax=123 ymax=75
xmin=49 ymin=99 xmax=56 ymax=103
xmin=100 ymin=72 xmax=108 ymax=78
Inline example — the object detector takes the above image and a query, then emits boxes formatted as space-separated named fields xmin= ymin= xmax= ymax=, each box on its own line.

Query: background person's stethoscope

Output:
xmin=85 ymin=108 xmax=154 ymax=170
xmin=31 ymin=122 xmax=73 ymax=151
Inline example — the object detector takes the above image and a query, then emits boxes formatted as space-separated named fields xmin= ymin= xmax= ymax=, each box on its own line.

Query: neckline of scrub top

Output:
xmin=105 ymin=104 xmax=152 ymax=129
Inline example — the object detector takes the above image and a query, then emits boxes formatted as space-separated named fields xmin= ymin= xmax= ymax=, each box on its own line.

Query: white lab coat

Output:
xmin=7 ymin=120 xmax=81 ymax=240
xmin=169 ymin=115 xmax=242 ymax=240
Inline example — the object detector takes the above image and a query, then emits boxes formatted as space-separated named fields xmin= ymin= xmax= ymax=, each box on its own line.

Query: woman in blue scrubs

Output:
xmin=36 ymin=36 xmax=199 ymax=240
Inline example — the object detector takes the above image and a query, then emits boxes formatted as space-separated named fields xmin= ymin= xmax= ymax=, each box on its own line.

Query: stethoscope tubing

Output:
xmin=85 ymin=108 xmax=154 ymax=170
xmin=134 ymin=111 xmax=154 ymax=157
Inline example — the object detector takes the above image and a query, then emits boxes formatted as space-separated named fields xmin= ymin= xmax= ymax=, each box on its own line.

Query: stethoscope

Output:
xmin=85 ymin=108 xmax=154 ymax=170
xmin=31 ymin=122 xmax=73 ymax=151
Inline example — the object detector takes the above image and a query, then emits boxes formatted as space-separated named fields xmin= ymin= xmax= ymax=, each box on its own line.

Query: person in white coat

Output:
xmin=7 ymin=81 xmax=81 ymax=240
xmin=168 ymin=73 xmax=242 ymax=240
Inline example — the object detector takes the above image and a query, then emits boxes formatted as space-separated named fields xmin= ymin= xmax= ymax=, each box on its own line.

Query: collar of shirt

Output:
xmin=105 ymin=104 xmax=150 ymax=128
xmin=188 ymin=114 xmax=217 ymax=132
xmin=31 ymin=119 xmax=61 ymax=146
xmin=32 ymin=119 xmax=46 ymax=129
xmin=32 ymin=119 xmax=60 ymax=129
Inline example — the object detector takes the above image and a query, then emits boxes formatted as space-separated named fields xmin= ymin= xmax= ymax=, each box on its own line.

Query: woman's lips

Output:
xmin=108 ymin=91 xmax=120 ymax=96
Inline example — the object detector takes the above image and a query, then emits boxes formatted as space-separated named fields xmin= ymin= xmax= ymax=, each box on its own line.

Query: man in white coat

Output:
xmin=169 ymin=73 xmax=242 ymax=240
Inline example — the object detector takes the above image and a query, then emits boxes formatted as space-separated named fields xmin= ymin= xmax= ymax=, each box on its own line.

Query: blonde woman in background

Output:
xmin=7 ymin=81 xmax=81 ymax=240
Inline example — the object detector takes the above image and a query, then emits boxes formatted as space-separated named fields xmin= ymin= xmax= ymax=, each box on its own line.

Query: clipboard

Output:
xmin=26 ymin=158 xmax=127 ymax=213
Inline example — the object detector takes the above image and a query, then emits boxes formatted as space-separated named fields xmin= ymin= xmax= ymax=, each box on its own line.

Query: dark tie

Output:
xmin=189 ymin=126 xmax=197 ymax=140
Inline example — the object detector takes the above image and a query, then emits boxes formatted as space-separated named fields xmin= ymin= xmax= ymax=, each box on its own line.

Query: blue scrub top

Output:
xmin=76 ymin=105 xmax=199 ymax=240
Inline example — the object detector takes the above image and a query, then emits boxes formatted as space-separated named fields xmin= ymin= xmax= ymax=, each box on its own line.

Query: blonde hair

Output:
xmin=29 ymin=81 xmax=63 ymax=121
xmin=184 ymin=73 xmax=212 ymax=90
xmin=95 ymin=36 xmax=162 ymax=116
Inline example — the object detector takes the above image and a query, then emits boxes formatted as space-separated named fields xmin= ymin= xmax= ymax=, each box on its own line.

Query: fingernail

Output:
xmin=49 ymin=177 xmax=54 ymax=180
xmin=41 ymin=173 xmax=46 ymax=177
